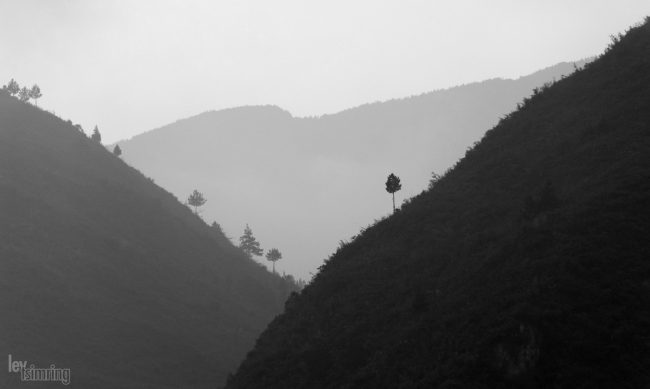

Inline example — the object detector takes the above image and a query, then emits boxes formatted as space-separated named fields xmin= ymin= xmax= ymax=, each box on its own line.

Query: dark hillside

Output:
xmin=225 ymin=19 xmax=650 ymax=388
xmin=0 ymin=92 xmax=298 ymax=387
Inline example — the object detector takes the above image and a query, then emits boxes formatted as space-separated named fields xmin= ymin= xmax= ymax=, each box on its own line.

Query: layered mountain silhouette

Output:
xmin=224 ymin=20 xmax=650 ymax=388
xmin=0 ymin=92 xmax=298 ymax=387
xmin=117 ymin=60 xmax=589 ymax=280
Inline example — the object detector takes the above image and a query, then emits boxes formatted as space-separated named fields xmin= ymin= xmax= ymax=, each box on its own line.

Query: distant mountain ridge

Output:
xmin=119 ymin=59 xmax=590 ymax=280
xmin=0 ymin=91 xmax=298 ymax=388
xmin=320 ymin=60 xmax=589 ymax=118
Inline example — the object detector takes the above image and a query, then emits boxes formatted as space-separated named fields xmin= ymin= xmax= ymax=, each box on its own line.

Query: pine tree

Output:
xmin=265 ymin=248 xmax=282 ymax=273
xmin=18 ymin=87 xmax=30 ymax=102
xmin=428 ymin=172 xmax=441 ymax=190
xmin=29 ymin=84 xmax=42 ymax=106
xmin=239 ymin=224 xmax=263 ymax=258
xmin=211 ymin=221 xmax=224 ymax=235
xmin=113 ymin=145 xmax=122 ymax=157
xmin=385 ymin=173 xmax=402 ymax=213
xmin=6 ymin=79 xmax=19 ymax=96
xmin=187 ymin=189 xmax=207 ymax=214
xmin=91 ymin=126 xmax=102 ymax=143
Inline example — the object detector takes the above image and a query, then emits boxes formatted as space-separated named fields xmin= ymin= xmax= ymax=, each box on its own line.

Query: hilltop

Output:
xmin=0 ymin=91 xmax=299 ymax=387
xmin=225 ymin=19 xmax=650 ymax=388
xmin=118 ymin=60 xmax=588 ymax=280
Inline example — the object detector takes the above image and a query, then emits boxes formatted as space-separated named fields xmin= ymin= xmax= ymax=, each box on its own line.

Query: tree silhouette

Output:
xmin=239 ymin=224 xmax=263 ymax=258
xmin=428 ymin=172 xmax=441 ymax=190
xmin=91 ymin=126 xmax=102 ymax=143
xmin=211 ymin=221 xmax=224 ymax=235
xmin=187 ymin=189 xmax=207 ymax=215
xmin=265 ymin=248 xmax=282 ymax=273
xmin=6 ymin=79 xmax=19 ymax=96
xmin=74 ymin=124 xmax=85 ymax=136
xmin=18 ymin=87 xmax=30 ymax=102
xmin=385 ymin=173 xmax=402 ymax=213
xmin=113 ymin=145 xmax=122 ymax=157
xmin=29 ymin=84 xmax=42 ymax=106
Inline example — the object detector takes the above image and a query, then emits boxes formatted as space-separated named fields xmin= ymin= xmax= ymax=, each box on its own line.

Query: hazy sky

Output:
xmin=1 ymin=0 xmax=649 ymax=143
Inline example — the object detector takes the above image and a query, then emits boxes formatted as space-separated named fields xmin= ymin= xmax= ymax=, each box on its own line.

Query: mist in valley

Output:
xmin=2 ymin=1 xmax=650 ymax=388
xmin=118 ymin=61 xmax=588 ymax=279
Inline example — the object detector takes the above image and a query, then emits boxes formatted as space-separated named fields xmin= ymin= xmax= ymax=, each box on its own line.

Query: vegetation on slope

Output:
xmin=225 ymin=18 xmax=650 ymax=388
xmin=0 ymin=91 xmax=300 ymax=388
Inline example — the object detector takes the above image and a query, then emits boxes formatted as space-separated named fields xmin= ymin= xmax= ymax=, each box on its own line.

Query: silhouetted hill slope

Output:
xmin=225 ymin=20 xmax=650 ymax=388
xmin=118 ymin=60 xmax=587 ymax=280
xmin=0 ymin=93 xmax=298 ymax=387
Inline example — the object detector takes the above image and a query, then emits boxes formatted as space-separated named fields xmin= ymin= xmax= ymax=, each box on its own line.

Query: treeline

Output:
xmin=2 ymin=78 xmax=124 ymax=157
xmin=2 ymin=78 xmax=42 ymax=105
xmin=188 ymin=189 xmax=307 ymax=289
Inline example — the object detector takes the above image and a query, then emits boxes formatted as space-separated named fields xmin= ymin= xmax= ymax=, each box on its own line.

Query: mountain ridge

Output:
xmin=316 ymin=59 xmax=592 ymax=119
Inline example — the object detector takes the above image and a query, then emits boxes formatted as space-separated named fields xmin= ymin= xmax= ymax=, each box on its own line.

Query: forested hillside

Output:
xmin=225 ymin=19 xmax=650 ymax=388
xmin=0 ymin=91 xmax=298 ymax=388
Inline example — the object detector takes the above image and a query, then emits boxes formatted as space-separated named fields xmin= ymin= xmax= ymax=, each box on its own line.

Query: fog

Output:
xmin=3 ymin=2 xmax=650 ymax=387
xmin=1 ymin=0 xmax=648 ymax=143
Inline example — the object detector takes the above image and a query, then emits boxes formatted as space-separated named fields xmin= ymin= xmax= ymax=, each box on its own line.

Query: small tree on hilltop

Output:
xmin=239 ymin=224 xmax=263 ymax=259
xmin=18 ymin=87 xmax=30 ymax=102
xmin=265 ymin=248 xmax=282 ymax=273
xmin=428 ymin=171 xmax=441 ymax=190
xmin=113 ymin=145 xmax=122 ymax=157
xmin=6 ymin=79 xmax=19 ymax=96
xmin=4 ymin=79 xmax=19 ymax=95
xmin=211 ymin=221 xmax=224 ymax=235
xmin=187 ymin=189 xmax=207 ymax=215
xmin=385 ymin=173 xmax=402 ymax=213
xmin=91 ymin=126 xmax=102 ymax=143
xmin=29 ymin=84 xmax=42 ymax=106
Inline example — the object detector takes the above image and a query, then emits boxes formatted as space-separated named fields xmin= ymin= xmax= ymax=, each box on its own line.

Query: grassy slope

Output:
xmin=0 ymin=93 xmax=297 ymax=388
xmin=225 ymin=20 xmax=650 ymax=389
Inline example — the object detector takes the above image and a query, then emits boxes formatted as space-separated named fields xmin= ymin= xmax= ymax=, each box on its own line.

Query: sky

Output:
xmin=1 ymin=0 xmax=649 ymax=143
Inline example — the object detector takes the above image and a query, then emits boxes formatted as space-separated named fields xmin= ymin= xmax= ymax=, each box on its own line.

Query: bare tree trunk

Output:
xmin=272 ymin=261 xmax=275 ymax=274
xmin=392 ymin=192 xmax=395 ymax=213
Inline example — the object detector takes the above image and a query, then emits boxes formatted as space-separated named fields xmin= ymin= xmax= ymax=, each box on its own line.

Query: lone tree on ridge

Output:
xmin=265 ymin=248 xmax=282 ymax=273
xmin=187 ymin=189 xmax=207 ymax=215
xmin=385 ymin=173 xmax=402 ymax=213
